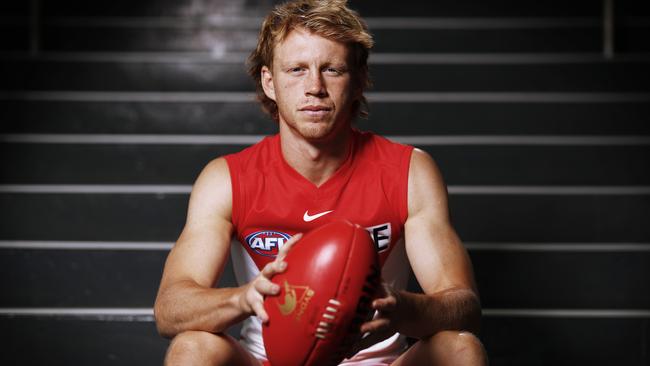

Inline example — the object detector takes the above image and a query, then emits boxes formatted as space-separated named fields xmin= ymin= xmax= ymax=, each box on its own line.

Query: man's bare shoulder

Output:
xmin=198 ymin=157 xmax=230 ymax=180
xmin=193 ymin=157 xmax=231 ymax=192
xmin=410 ymin=148 xmax=441 ymax=176
xmin=407 ymin=148 xmax=449 ymax=219
xmin=409 ymin=148 xmax=446 ymax=194
xmin=187 ymin=157 xmax=232 ymax=222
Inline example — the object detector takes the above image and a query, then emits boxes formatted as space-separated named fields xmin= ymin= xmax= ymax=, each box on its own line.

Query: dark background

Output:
xmin=1 ymin=0 xmax=649 ymax=365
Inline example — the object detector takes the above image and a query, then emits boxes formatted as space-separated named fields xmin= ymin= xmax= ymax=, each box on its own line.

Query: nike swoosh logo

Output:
xmin=303 ymin=210 xmax=334 ymax=222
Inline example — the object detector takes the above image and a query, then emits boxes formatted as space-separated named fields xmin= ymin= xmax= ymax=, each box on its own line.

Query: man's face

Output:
xmin=261 ymin=28 xmax=357 ymax=141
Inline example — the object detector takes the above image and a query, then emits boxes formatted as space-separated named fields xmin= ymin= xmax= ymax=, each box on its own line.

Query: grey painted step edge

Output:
xmin=0 ymin=307 xmax=648 ymax=320
xmin=2 ymin=185 xmax=650 ymax=195
xmin=4 ymin=51 xmax=650 ymax=64
xmin=2 ymin=240 xmax=650 ymax=251
xmin=2 ymin=91 xmax=649 ymax=102
xmin=2 ymin=134 xmax=650 ymax=145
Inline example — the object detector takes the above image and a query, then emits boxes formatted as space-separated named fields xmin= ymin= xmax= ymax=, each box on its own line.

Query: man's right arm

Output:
xmin=153 ymin=157 xmax=290 ymax=338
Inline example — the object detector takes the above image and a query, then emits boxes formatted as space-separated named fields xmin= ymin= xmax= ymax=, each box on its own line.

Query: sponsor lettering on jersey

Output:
xmin=245 ymin=230 xmax=291 ymax=257
xmin=365 ymin=223 xmax=392 ymax=252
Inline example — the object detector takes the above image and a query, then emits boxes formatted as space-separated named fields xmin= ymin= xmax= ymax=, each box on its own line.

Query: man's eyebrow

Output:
xmin=275 ymin=58 xmax=350 ymax=70
xmin=325 ymin=62 xmax=349 ymax=68
xmin=278 ymin=60 xmax=306 ymax=67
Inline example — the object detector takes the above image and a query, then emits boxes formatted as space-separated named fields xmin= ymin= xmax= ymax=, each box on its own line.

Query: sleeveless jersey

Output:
xmin=225 ymin=128 xmax=414 ymax=362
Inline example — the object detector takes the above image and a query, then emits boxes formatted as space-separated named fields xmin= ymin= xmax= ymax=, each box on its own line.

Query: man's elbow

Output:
xmin=434 ymin=287 xmax=482 ymax=334
xmin=461 ymin=289 xmax=482 ymax=334
xmin=154 ymin=296 xmax=178 ymax=339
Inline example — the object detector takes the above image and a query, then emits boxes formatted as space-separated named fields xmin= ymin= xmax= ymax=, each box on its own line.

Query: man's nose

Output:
xmin=305 ymin=70 xmax=327 ymax=97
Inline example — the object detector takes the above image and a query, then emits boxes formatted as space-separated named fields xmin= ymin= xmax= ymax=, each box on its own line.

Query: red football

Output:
xmin=263 ymin=220 xmax=380 ymax=366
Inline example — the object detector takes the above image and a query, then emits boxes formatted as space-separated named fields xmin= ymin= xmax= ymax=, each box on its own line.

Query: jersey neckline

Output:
xmin=273 ymin=128 xmax=359 ymax=195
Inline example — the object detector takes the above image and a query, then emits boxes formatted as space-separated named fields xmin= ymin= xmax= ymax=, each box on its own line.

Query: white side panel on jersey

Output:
xmin=230 ymin=241 xmax=267 ymax=360
xmin=230 ymin=240 xmax=260 ymax=286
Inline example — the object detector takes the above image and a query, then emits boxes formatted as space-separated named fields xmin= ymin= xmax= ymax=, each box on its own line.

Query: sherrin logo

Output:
xmin=276 ymin=281 xmax=315 ymax=321
xmin=245 ymin=230 xmax=291 ymax=257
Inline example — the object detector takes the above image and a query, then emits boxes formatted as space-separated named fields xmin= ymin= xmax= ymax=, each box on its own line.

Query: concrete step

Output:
xmin=2 ymin=143 xmax=649 ymax=185
xmin=3 ymin=99 xmax=649 ymax=135
xmin=481 ymin=316 xmax=649 ymax=365
xmin=40 ymin=0 xmax=602 ymax=17
xmin=1 ymin=247 xmax=648 ymax=309
xmin=1 ymin=193 xmax=648 ymax=242
xmin=4 ymin=57 xmax=650 ymax=92
xmin=39 ymin=25 xmax=603 ymax=53
xmin=0 ymin=26 xmax=29 ymax=51
xmin=0 ymin=314 xmax=647 ymax=365
xmin=0 ymin=317 xmax=168 ymax=366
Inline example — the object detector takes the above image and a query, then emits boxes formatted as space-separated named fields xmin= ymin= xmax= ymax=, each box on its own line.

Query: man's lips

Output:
xmin=299 ymin=105 xmax=332 ymax=112
xmin=299 ymin=106 xmax=332 ymax=118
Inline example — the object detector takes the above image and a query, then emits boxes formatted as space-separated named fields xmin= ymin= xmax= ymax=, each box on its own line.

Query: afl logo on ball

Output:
xmin=245 ymin=230 xmax=291 ymax=257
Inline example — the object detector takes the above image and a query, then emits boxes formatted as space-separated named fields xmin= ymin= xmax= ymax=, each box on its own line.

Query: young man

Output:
xmin=154 ymin=1 xmax=487 ymax=364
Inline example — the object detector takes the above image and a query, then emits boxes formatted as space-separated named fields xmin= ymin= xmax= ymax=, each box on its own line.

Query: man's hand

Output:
xmin=347 ymin=283 xmax=402 ymax=357
xmin=238 ymin=233 xmax=303 ymax=323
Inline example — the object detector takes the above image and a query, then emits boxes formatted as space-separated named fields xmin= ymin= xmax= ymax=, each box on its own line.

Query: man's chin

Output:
xmin=295 ymin=122 xmax=334 ymax=141
xmin=281 ymin=116 xmax=350 ymax=142
xmin=299 ymin=130 xmax=331 ymax=142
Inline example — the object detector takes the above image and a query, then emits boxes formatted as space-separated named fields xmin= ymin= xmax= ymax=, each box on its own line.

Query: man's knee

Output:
xmin=427 ymin=330 xmax=487 ymax=365
xmin=165 ymin=331 xmax=248 ymax=366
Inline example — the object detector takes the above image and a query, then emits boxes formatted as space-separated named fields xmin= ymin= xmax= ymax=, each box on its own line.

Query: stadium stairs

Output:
xmin=1 ymin=0 xmax=649 ymax=364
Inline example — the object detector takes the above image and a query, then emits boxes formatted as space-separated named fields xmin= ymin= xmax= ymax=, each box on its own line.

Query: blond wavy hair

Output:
xmin=247 ymin=0 xmax=374 ymax=122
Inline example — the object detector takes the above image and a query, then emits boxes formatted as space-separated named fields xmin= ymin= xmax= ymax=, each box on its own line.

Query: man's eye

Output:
xmin=289 ymin=67 xmax=304 ymax=73
xmin=325 ymin=68 xmax=341 ymax=74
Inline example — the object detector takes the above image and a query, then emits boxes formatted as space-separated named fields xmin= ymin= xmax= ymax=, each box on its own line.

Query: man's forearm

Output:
xmin=154 ymin=280 xmax=249 ymax=338
xmin=395 ymin=287 xmax=481 ymax=339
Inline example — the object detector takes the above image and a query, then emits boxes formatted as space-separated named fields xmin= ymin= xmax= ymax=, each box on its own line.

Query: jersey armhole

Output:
xmin=400 ymin=146 xmax=414 ymax=223
xmin=224 ymin=155 xmax=241 ymax=234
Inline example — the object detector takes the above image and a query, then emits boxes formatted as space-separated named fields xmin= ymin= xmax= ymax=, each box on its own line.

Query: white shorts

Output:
xmin=255 ymin=333 xmax=408 ymax=366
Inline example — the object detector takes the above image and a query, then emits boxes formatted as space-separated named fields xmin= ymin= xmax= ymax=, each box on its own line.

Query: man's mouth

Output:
xmin=299 ymin=105 xmax=332 ymax=117
xmin=300 ymin=105 xmax=331 ymax=111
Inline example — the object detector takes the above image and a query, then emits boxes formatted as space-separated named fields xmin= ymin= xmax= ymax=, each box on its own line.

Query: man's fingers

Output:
xmin=276 ymin=233 xmax=302 ymax=261
xmin=259 ymin=233 xmax=302 ymax=279
xmin=372 ymin=296 xmax=397 ymax=312
xmin=251 ymin=300 xmax=269 ymax=323
xmin=261 ymin=259 xmax=287 ymax=278
xmin=359 ymin=317 xmax=390 ymax=334
xmin=255 ymin=277 xmax=280 ymax=296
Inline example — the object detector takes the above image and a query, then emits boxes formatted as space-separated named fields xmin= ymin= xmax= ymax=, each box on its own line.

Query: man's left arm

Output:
xmin=361 ymin=148 xmax=481 ymax=340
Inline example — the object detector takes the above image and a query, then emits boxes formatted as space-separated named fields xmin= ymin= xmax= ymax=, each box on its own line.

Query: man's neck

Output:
xmin=279 ymin=123 xmax=353 ymax=187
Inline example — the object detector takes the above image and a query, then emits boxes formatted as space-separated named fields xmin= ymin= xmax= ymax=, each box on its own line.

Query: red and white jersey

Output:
xmin=225 ymin=128 xmax=414 ymax=362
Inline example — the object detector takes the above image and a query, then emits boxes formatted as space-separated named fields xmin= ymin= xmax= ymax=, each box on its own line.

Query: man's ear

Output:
xmin=261 ymin=65 xmax=276 ymax=101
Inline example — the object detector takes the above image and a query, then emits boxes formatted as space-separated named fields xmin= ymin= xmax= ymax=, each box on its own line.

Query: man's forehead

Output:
xmin=273 ymin=28 xmax=351 ymax=64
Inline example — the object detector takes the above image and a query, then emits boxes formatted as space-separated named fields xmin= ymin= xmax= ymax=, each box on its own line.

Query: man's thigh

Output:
xmin=391 ymin=331 xmax=487 ymax=366
xmin=165 ymin=330 xmax=262 ymax=366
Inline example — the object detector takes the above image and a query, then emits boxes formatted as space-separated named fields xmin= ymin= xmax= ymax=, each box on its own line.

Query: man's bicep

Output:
xmin=404 ymin=149 xmax=477 ymax=295
xmin=159 ymin=158 xmax=234 ymax=291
